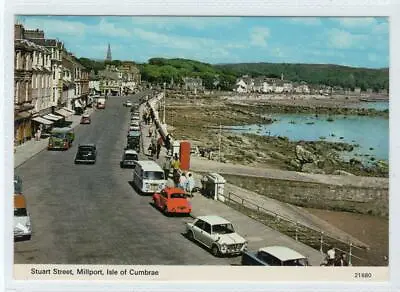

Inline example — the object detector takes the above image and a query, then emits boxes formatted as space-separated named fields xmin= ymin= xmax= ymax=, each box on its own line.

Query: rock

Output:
xmin=295 ymin=145 xmax=317 ymax=163
xmin=288 ymin=159 xmax=302 ymax=169
xmin=333 ymin=170 xmax=355 ymax=176
xmin=302 ymin=163 xmax=325 ymax=174
xmin=269 ymin=151 xmax=287 ymax=160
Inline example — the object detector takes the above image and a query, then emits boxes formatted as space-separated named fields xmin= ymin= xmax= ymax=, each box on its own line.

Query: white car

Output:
xmin=130 ymin=121 xmax=140 ymax=127
xmin=131 ymin=115 xmax=140 ymax=121
xmin=186 ymin=215 xmax=247 ymax=257
xmin=129 ymin=126 xmax=140 ymax=131
xmin=124 ymin=100 xmax=132 ymax=107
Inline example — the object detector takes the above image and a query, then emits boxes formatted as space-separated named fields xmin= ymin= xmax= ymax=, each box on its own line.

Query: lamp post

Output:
xmin=163 ymin=82 xmax=166 ymax=124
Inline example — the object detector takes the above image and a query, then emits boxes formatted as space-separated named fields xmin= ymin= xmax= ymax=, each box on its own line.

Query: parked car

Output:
xmin=152 ymin=187 xmax=192 ymax=216
xmin=127 ymin=133 xmax=140 ymax=151
xmin=130 ymin=121 xmax=140 ymax=127
xmin=120 ymin=149 xmax=139 ymax=168
xmin=48 ymin=127 xmax=75 ymax=150
xmin=131 ymin=114 xmax=140 ymax=121
xmin=80 ymin=114 xmax=91 ymax=124
xmin=185 ymin=215 xmax=247 ymax=257
xmin=132 ymin=160 xmax=167 ymax=194
xmin=14 ymin=175 xmax=23 ymax=195
xmin=127 ymin=130 xmax=140 ymax=138
xmin=74 ymin=144 xmax=97 ymax=164
xmin=241 ymin=246 xmax=309 ymax=266
xmin=129 ymin=125 xmax=140 ymax=132
xmin=14 ymin=194 xmax=32 ymax=241
xmin=124 ymin=100 xmax=132 ymax=107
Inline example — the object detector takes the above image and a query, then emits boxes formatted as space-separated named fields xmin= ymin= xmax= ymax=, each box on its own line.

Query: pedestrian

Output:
xmin=171 ymin=153 xmax=180 ymax=170
xmin=148 ymin=126 xmax=153 ymax=137
xmin=162 ymin=156 xmax=171 ymax=179
xmin=326 ymin=246 xmax=336 ymax=266
xmin=338 ymin=253 xmax=349 ymax=266
xmin=186 ymin=172 xmax=196 ymax=197
xmin=156 ymin=143 xmax=161 ymax=159
xmin=179 ymin=172 xmax=187 ymax=190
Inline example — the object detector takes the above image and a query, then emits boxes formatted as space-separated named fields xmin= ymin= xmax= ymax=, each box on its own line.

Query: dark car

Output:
xmin=74 ymin=144 xmax=97 ymax=164
xmin=120 ymin=149 xmax=139 ymax=168
xmin=80 ymin=114 xmax=91 ymax=124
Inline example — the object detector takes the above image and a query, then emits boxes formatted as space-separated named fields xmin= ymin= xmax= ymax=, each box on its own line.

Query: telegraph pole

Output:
xmin=218 ymin=123 xmax=222 ymax=162
xmin=163 ymin=82 xmax=166 ymax=124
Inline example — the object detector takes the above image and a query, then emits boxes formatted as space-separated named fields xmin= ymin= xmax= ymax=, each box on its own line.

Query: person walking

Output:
xmin=162 ymin=156 xmax=171 ymax=179
xmin=156 ymin=142 xmax=162 ymax=159
xmin=326 ymin=246 xmax=336 ymax=266
xmin=338 ymin=253 xmax=349 ymax=266
xmin=186 ymin=172 xmax=196 ymax=197
xmin=148 ymin=126 xmax=153 ymax=137
xmin=179 ymin=172 xmax=188 ymax=190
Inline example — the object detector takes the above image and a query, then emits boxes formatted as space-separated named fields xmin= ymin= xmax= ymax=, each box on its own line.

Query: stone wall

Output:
xmin=223 ymin=175 xmax=389 ymax=218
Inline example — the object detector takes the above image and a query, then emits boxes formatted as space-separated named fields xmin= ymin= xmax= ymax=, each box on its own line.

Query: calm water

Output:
xmin=229 ymin=113 xmax=389 ymax=163
xmin=346 ymin=101 xmax=389 ymax=111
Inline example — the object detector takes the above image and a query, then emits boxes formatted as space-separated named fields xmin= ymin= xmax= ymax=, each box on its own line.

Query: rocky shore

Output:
xmin=166 ymin=95 xmax=388 ymax=178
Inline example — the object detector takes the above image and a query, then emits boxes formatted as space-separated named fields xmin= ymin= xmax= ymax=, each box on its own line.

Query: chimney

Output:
xmin=14 ymin=24 xmax=24 ymax=40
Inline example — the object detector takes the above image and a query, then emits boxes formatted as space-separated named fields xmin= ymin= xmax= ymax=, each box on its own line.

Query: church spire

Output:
xmin=106 ymin=43 xmax=112 ymax=62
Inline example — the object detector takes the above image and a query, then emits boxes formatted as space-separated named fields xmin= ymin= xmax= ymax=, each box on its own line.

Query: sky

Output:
xmin=15 ymin=16 xmax=389 ymax=68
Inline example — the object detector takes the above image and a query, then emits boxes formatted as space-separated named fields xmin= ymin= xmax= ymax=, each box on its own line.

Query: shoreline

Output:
xmin=166 ymin=94 xmax=389 ymax=178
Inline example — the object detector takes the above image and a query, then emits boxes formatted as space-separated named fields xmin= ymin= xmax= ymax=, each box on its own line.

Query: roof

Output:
xmin=258 ymin=246 xmax=306 ymax=261
xmin=124 ymin=149 xmax=138 ymax=155
xmin=14 ymin=195 xmax=27 ymax=209
xmin=135 ymin=160 xmax=163 ymax=171
xmin=196 ymin=215 xmax=231 ymax=225
xmin=79 ymin=143 xmax=96 ymax=148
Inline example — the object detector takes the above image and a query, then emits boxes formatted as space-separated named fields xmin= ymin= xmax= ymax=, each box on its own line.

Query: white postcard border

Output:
xmin=1 ymin=0 xmax=399 ymax=291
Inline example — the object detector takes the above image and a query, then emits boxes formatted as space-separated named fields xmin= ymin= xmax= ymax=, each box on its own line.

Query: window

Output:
xmin=170 ymin=193 xmax=186 ymax=199
xmin=16 ymin=52 xmax=20 ymax=70
xmin=211 ymin=223 xmax=235 ymax=234
xmin=25 ymin=81 xmax=29 ymax=102
xmin=53 ymin=69 xmax=55 ymax=80
xmin=194 ymin=219 xmax=205 ymax=229
xmin=15 ymin=82 xmax=19 ymax=103
xmin=143 ymin=171 xmax=164 ymax=180
xmin=257 ymin=252 xmax=282 ymax=266
xmin=203 ymin=223 xmax=211 ymax=234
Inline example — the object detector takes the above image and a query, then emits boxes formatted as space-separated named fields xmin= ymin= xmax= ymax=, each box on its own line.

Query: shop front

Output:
xmin=14 ymin=112 xmax=32 ymax=145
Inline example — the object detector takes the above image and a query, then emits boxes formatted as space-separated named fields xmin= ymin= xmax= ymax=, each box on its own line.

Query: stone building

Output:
xmin=14 ymin=24 xmax=53 ymax=145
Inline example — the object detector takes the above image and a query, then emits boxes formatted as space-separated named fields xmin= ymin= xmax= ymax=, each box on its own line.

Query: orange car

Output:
xmin=152 ymin=187 xmax=192 ymax=216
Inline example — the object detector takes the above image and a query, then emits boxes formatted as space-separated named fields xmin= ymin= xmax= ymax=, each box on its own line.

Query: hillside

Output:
xmin=215 ymin=63 xmax=389 ymax=92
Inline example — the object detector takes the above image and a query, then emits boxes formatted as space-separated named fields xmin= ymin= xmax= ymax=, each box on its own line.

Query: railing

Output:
xmin=222 ymin=191 xmax=367 ymax=266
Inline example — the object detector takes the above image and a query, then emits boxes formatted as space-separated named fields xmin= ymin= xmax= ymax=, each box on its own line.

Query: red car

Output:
xmin=152 ymin=187 xmax=192 ymax=216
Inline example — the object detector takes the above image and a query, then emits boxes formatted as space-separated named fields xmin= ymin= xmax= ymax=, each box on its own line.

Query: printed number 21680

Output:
xmin=354 ymin=272 xmax=372 ymax=279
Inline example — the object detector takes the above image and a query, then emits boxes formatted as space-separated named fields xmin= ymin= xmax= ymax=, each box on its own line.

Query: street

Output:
xmin=14 ymin=92 xmax=236 ymax=265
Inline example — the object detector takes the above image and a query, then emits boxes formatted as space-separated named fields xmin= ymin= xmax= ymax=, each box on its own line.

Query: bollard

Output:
xmin=348 ymin=242 xmax=353 ymax=266
xmin=320 ymin=231 xmax=324 ymax=253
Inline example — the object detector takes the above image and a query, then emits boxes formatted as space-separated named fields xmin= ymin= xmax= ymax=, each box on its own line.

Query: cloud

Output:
xmin=18 ymin=17 xmax=87 ymax=37
xmin=337 ymin=17 xmax=377 ymax=28
xmin=98 ymin=18 xmax=131 ymax=37
xmin=131 ymin=16 xmax=241 ymax=31
xmin=327 ymin=28 xmax=368 ymax=49
xmin=288 ymin=17 xmax=321 ymax=25
xmin=250 ymin=27 xmax=270 ymax=47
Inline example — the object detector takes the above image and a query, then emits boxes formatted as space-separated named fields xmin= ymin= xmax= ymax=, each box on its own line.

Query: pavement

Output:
xmin=189 ymin=157 xmax=388 ymax=189
xmin=141 ymin=100 xmax=326 ymax=266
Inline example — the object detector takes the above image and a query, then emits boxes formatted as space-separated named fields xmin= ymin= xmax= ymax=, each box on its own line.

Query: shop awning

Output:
xmin=42 ymin=114 xmax=62 ymax=121
xmin=32 ymin=116 xmax=53 ymax=125
xmin=48 ymin=113 xmax=64 ymax=120
xmin=14 ymin=111 xmax=31 ymax=121
xmin=55 ymin=108 xmax=73 ymax=117
xmin=62 ymin=107 xmax=75 ymax=114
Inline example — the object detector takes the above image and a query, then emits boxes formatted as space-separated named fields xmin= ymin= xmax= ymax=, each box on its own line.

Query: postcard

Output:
xmin=2 ymin=4 xmax=396 ymax=291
